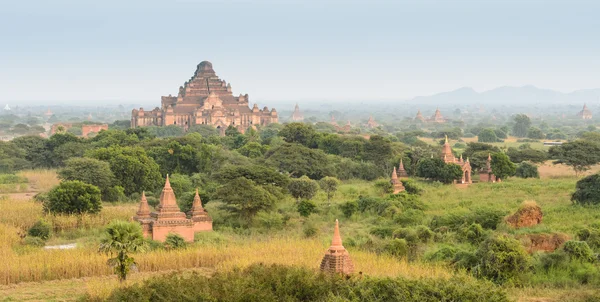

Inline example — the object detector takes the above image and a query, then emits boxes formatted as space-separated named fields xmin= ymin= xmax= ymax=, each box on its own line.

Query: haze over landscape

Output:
xmin=1 ymin=0 xmax=599 ymax=105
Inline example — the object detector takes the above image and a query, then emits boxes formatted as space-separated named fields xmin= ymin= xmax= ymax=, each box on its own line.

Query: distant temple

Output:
xmin=50 ymin=123 xmax=108 ymax=138
xmin=365 ymin=115 xmax=378 ymax=128
xmin=577 ymin=104 xmax=592 ymax=120
xmin=320 ymin=219 xmax=354 ymax=275
xmin=291 ymin=103 xmax=304 ymax=122
xmin=441 ymin=136 xmax=472 ymax=184
xmin=396 ymin=159 xmax=409 ymax=179
xmin=390 ymin=167 xmax=406 ymax=194
xmin=479 ymin=153 xmax=499 ymax=183
xmin=131 ymin=61 xmax=278 ymax=133
xmin=414 ymin=108 xmax=446 ymax=123
xmin=134 ymin=176 xmax=212 ymax=242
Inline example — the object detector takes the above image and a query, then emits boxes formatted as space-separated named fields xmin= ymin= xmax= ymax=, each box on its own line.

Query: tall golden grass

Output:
xmin=0 ymin=236 xmax=455 ymax=285
xmin=17 ymin=169 xmax=60 ymax=192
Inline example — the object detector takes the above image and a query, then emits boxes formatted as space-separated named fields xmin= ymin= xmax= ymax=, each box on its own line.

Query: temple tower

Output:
xmin=441 ymin=136 xmax=455 ymax=163
xmin=390 ymin=167 xmax=405 ymax=193
xmin=397 ymin=159 xmax=409 ymax=179
xmin=291 ymin=103 xmax=304 ymax=122
xmin=320 ymin=219 xmax=354 ymax=275
xmin=578 ymin=104 xmax=593 ymax=120
xmin=479 ymin=153 xmax=496 ymax=183
xmin=415 ymin=110 xmax=425 ymax=122
xmin=188 ymin=189 xmax=213 ymax=232
xmin=149 ymin=175 xmax=195 ymax=242
xmin=134 ymin=192 xmax=153 ymax=238
xmin=366 ymin=115 xmax=378 ymax=128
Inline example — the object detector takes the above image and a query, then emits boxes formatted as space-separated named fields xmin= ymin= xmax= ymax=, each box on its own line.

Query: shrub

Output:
xmin=339 ymin=200 xmax=358 ymax=218
xmin=22 ymin=236 xmax=46 ymax=247
xmin=384 ymin=238 xmax=409 ymax=258
xmin=563 ymin=241 xmax=595 ymax=262
xmin=401 ymin=178 xmax=423 ymax=195
xmin=458 ymin=223 xmax=487 ymax=244
xmin=370 ymin=226 xmax=395 ymax=238
xmin=58 ymin=157 xmax=115 ymax=200
xmin=27 ymin=219 xmax=51 ymax=240
xmin=302 ymin=224 xmax=318 ymax=238
xmin=297 ymin=200 xmax=317 ymax=217
xmin=164 ymin=233 xmax=187 ymax=250
xmin=374 ymin=178 xmax=393 ymax=194
xmin=415 ymin=225 xmax=434 ymax=242
xmin=104 ymin=186 xmax=126 ymax=202
xmin=475 ymin=235 xmax=530 ymax=283
xmin=515 ymin=162 xmax=539 ymax=179
xmin=44 ymin=180 xmax=102 ymax=214
xmin=102 ymin=264 xmax=509 ymax=302
xmin=254 ymin=211 xmax=284 ymax=230
xmin=572 ymin=174 xmax=600 ymax=205
xmin=425 ymin=245 xmax=458 ymax=262
xmin=577 ymin=227 xmax=600 ymax=250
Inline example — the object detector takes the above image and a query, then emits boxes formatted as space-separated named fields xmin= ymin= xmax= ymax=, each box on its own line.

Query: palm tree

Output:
xmin=98 ymin=221 xmax=146 ymax=282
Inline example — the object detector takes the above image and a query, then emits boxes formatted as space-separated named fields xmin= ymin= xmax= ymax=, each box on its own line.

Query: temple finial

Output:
xmin=332 ymin=219 xmax=342 ymax=247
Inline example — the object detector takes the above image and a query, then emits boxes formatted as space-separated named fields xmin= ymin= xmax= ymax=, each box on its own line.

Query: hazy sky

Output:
xmin=1 ymin=0 xmax=599 ymax=104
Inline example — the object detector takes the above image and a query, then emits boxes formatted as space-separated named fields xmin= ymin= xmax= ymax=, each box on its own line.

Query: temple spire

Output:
xmin=135 ymin=191 xmax=151 ymax=219
xmin=391 ymin=166 xmax=398 ymax=180
xmin=191 ymin=188 xmax=203 ymax=211
xmin=399 ymin=158 xmax=405 ymax=170
xmin=331 ymin=219 xmax=343 ymax=247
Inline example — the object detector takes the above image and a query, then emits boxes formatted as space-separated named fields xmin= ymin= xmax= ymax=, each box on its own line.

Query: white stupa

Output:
xmin=3 ymin=104 xmax=10 ymax=111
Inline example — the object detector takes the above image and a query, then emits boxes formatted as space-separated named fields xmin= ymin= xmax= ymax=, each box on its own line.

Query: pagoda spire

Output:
xmin=320 ymin=219 xmax=354 ymax=274
xmin=190 ymin=189 xmax=204 ymax=212
xmin=399 ymin=158 xmax=405 ymax=171
xmin=391 ymin=166 xmax=398 ymax=181
xmin=135 ymin=191 xmax=151 ymax=219
xmin=331 ymin=219 xmax=343 ymax=247
xmin=156 ymin=174 xmax=180 ymax=212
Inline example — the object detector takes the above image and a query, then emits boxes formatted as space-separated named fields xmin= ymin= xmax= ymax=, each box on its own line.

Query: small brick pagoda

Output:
xmin=291 ymin=103 xmax=304 ymax=122
xmin=441 ymin=136 xmax=472 ymax=184
xmin=479 ymin=153 xmax=499 ymax=182
xmin=390 ymin=167 xmax=406 ymax=194
xmin=320 ymin=219 xmax=354 ymax=275
xmin=134 ymin=176 xmax=212 ymax=242
xmin=396 ymin=159 xmax=409 ymax=179
xmin=577 ymin=104 xmax=592 ymax=120
xmin=365 ymin=115 xmax=378 ymax=128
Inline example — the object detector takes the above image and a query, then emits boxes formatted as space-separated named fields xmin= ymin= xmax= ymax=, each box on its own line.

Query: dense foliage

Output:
xmin=45 ymin=180 xmax=102 ymax=214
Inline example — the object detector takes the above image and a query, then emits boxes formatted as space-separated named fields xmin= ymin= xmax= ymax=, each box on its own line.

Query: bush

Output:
xmin=515 ymin=162 xmax=539 ymax=179
xmin=385 ymin=238 xmax=409 ymax=258
xmin=340 ymin=200 xmax=358 ymax=218
xmin=22 ymin=236 xmax=46 ymax=247
xmin=431 ymin=208 xmax=507 ymax=231
xmin=401 ymin=178 xmax=423 ymax=195
xmin=457 ymin=223 xmax=487 ymax=244
xmin=572 ymin=174 xmax=600 ymax=206
xmin=27 ymin=219 xmax=51 ymax=240
xmin=303 ymin=224 xmax=318 ymax=238
xmin=475 ymin=235 xmax=530 ymax=283
xmin=374 ymin=178 xmax=393 ymax=194
xmin=563 ymin=241 xmax=595 ymax=262
xmin=102 ymin=264 xmax=509 ymax=302
xmin=104 ymin=186 xmax=126 ymax=202
xmin=44 ymin=180 xmax=102 ymax=214
xmin=297 ymin=200 xmax=317 ymax=217
xmin=395 ymin=209 xmax=425 ymax=226
xmin=164 ymin=233 xmax=187 ymax=250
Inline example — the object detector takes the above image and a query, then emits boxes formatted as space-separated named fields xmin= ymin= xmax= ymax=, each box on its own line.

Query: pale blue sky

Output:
xmin=0 ymin=0 xmax=598 ymax=104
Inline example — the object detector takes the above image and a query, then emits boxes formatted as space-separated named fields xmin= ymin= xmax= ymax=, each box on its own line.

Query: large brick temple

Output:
xmin=131 ymin=61 xmax=278 ymax=133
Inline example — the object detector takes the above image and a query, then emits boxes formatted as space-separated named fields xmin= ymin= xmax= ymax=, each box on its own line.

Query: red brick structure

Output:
xmin=131 ymin=61 xmax=278 ymax=133
xmin=134 ymin=176 xmax=212 ymax=242
xmin=578 ymin=104 xmax=592 ymax=120
xmin=441 ymin=136 xmax=472 ymax=184
xmin=415 ymin=108 xmax=446 ymax=123
xmin=82 ymin=124 xmax=108 ymax=138
xmin=414 ymin=110 xmax=425 ymax=122
xmin=291 ymin=103 xmax=304 ymax=122
xmin=396 ymin=159 xmax=409 ymax=179
xmin=479 ymin=153 xmax=498 ymax=182
xmin=320 ymin=219 xmax=354 ymax=275
xmin=365 ymin=115 xmax=378 ymax=128
xmin=390 ymin=167 xmax=405 ymax=194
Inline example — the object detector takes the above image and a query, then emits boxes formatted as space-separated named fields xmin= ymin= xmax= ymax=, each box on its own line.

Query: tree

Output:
xmin=440 ymin=163 xmax=464 ymax=184
xmin=549 ymin=140 xmax=600 ymax=176
xmin=278 ymin=123 xmax=318 ymax=147
xmin=572 ymin=174 xmax=600 ymax=205
xmin=527 ymin=127 xmax=545 ymax=140
xmin=319 ymin=176 xmax=340 ymax=204
xmin=89 ymin=146 xmax=163 ymax=195
xmin=515 ymin=162 xmax=539 ymax=179
xmin=475 ymin=235 xmax=530 ymax=283
xmin=213 ymin=164 xmax=289 ymax=188
xmin=506 ymin=147 xmax=547 ymax=163
xmin=264 ymin=143 xmax=334 ymax=179
xmin=416 ymin=158 xmax=463 ymax=184
xmin=490 ymin=153 xmax=516 ymax=180
xmin=512 ymin=114 xmax=531 ymax=137
xmin=98 ymin=221 xmax=146 ymax=282
xmin=12 ymin=135 xmax=48 ymax=168
xmin=58 ymin=158 xmax=116 ymax=200
xmin=217 ymin=177 xmax=277 ymax=221
xmin=478 ymin=128 xmax=499 ymax=143
xmin=164 ymin=233 xmax=187 ymax=250
xmin=238 ymin=142 xmax=268 ymax=158
xmin=288 ymin=176 xmax=319 ymax=203
xmin=45 ymin=180 xmax=102 ymax=214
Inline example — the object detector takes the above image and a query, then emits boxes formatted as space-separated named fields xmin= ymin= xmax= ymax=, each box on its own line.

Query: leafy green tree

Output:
xmin=98 ymin=221 xmax=146 ymax=282
xmin=45 ymin=180 xmax=102 ymax=214
xmin=288 ymin=176 xmax=319 ymax=203
xmin=363 ymin=135 xmax=393 ymax=169
xmin=440 ymin=163 xmax=464 ymax=184
xmin=478 ymin=128 xmax=498 ymax=143
xmin=12 ymin=135 xmax=48 ymax=168
xmin=216 ymin=177 xmax=277 ymax=221
xmin=278 ymin=123 xmax=318 ymax=147
xmin=506 ymin=147 xmax=547 ymax=163
xmin=491 ymin=153 xmax=516 ymax=180
xmin=264 ymin=143 xmax=334 ymax=179
xmin=148 ymin=140 xmax=198 ymax=175
xmin=188 ymin=124 xmax=219 ymax=137
xmin=28 ymin=219 xmax=51 ymax=240
xmin=572 ymin=174 xmax=600 ymax=205
xmin=297 ymin=200 xmax=317 ymax=217
xmin=89 ymin=146 xmax=163 ymax=195
xmin=416 ymin=158 xmax=444 ymax=180
xmin=164 ymin=233 xmax=187 ymax=250
xmin=512 ymin=114 xmax=531 ymax=137
xmin=515 ymin=162 xmax=539 ymax=179
xmin=475 ymin=235 xmax=530 ymax=283
xmin=319 ymin=176 xmax=340 ymax=204
xmin=213 ymin=164 xmax=289 ymax=188
xmin=549 ymin=140 xmax=600 ymax=176
xmin=527 ymin=127 xmax=545 ymax=139
xmin=58 ymin=158 xmax=116 ymax=200
xmin=238 ymin=142 xmax=268 ymax=158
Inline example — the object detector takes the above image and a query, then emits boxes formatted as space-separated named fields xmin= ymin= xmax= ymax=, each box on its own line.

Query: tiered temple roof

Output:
xmin=578 ymin=104 xmax=592 ymax=120
xmin=366 ymin=115 xmax=378 ymax=128
xmin=390 ymin=167 xmax=405 ymax=193
xmin=320 ymin=219 xmax=354 ymax=275
xmin=441 ymin=136 xmax=472 ymax=184
xmin=291 ymin=103 xmax=304 ymax=122
xmin=397 ymin=159 xmax=409 ymax=179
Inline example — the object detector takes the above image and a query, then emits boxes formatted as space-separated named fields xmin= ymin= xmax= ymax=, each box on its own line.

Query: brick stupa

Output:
xmin=397 ymin=159 xmax=409 ymax=179
xmin=188 ymin=189 xmax=213 ymax=232
xmin=479 ymin=153 xmax=497 ymax=183
xmin=320 ymin=219 xmax=354 ymax=275
xmin=134 ymin=175 xmax=212 ymax=242
xmin=390 ymin=167 xmax=405 ymax=193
